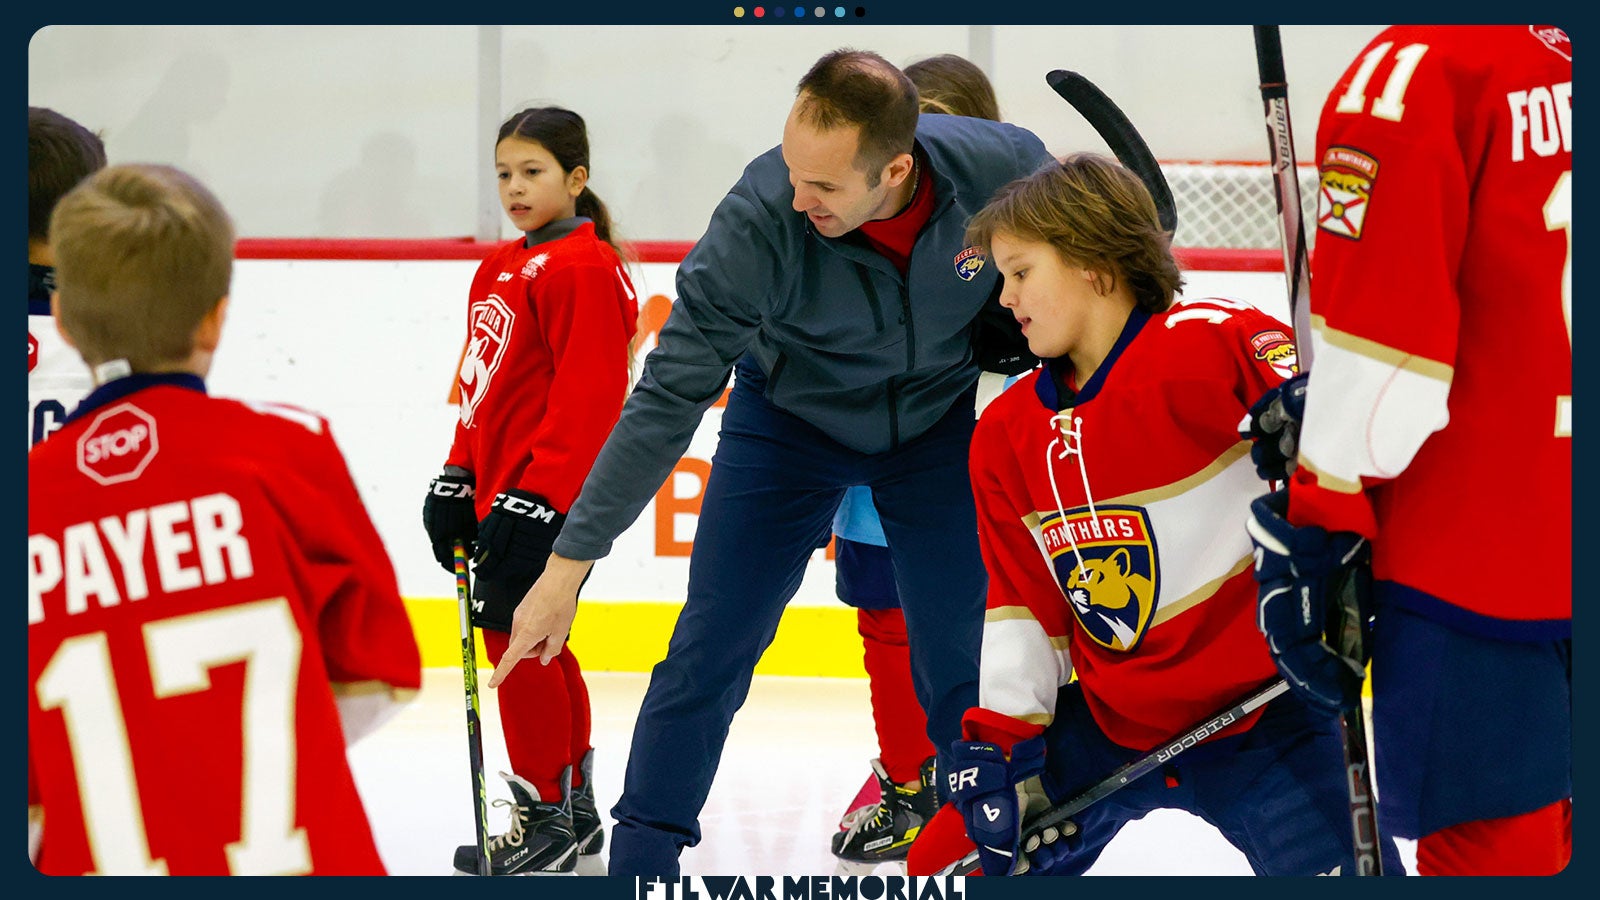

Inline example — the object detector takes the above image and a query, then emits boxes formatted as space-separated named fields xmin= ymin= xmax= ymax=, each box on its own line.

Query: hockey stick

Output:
xmin=1253 ymin=25 xmax=1382 ymax=876
xmin=1046 ymin=69 xmax=1177 ymax=234
xmin=1252 ymin=26 xmax=1315 ymax=369
xmin=938 ymin=677 xmax=1290 ymax=876
xmin=455 ymin=540 xmax=493 ymax=876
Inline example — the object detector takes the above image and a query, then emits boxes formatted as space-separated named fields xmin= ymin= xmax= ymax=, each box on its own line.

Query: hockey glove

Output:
xmin=422 ymin=469 xmax=477 ymax=572
xmin=1243 ymin=372 xmax=1308 ymax=482
xmin=1247 ymin=488 xmax=1373 ymax=717
xmin=1021 ymin=818 xmax=1083 ymax=875
xmin=947 ymin=735 xmax=1046 ymax=876
xmin=473 ymin=489 xmax=566 ymax=585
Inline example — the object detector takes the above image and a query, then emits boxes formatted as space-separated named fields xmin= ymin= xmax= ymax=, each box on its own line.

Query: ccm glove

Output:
xmin=947 ymin=735 xmax=1046 ymax=876
xmin=473 ymin=489 xmax=566 ymax=585
xmin=422 ymin=469 xmax=477 ymax=572
xmin=1243 ymin=372 xmax=1308 ymax=482
xmin=1247 ymin=488 xmax=1373 ymax=716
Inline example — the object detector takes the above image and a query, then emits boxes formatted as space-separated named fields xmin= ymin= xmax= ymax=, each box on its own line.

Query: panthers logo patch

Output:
xmin=1039 ymin=505 xmax=1159 ymax=653
xmin=953 ymin=246 xmax=985 ymax=281
xmin=1250 ymin=329 xmax=1299 ymax=378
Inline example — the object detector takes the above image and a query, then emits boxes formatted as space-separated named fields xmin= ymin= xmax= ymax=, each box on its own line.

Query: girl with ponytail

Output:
xmin=421 ymin=105 xmax=638 ymax=875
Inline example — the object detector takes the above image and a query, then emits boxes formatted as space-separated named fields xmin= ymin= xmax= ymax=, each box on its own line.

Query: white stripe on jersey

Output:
xmin=1300 ymin=315 xmax=1453 ymax=493
xmin=977 ymin=612 xmax=1070 ymax=726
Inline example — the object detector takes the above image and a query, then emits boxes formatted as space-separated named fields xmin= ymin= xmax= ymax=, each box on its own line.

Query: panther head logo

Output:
xmin=1066 ymin=550 xmax=1155 ymax=655
xmin=1043 ymin=507 xmax=1159 ymax=653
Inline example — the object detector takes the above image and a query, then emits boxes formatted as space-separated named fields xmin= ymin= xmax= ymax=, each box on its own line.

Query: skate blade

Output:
xmin=833 ymin=859 xmax=906 ymax=878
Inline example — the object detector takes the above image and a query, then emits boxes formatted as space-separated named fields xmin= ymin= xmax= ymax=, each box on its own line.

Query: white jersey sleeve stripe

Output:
xmin=1301 ymin=317 xmax=1453 ymax=490
xmin=977 ymin=615 xmax=1069 ymax=726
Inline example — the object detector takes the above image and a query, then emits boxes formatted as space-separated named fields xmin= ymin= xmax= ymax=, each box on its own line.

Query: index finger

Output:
xmin=487 ymin=628 xmax=538 ymax=688
xmin=486 ymin=651 xmax=521 ymax=689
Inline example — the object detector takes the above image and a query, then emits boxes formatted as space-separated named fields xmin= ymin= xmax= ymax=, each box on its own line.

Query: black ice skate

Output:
xmin=571 ymin=748 xmax=604 ymax=856
xmin=453 ymin=769 xmax=578 ymax=875
xmin=830 ymin=756 xmax=938 ymax=863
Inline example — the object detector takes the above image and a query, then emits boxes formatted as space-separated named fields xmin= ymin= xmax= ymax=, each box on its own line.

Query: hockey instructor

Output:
xmin=488 ymin=48 xmax=1053 ymax=875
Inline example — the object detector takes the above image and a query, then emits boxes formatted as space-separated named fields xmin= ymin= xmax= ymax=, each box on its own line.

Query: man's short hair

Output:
xmin=51 ymin=164 xmax=235 ymax=370
xmin=795 ymin=49 xmax=919 ymax=187
xmin=29 ymin=107 xmax=107 ymax=242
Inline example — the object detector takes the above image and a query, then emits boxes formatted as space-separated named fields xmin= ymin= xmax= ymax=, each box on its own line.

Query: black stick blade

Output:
xmin=1047 ymin=69 xmax=1177 ymax=234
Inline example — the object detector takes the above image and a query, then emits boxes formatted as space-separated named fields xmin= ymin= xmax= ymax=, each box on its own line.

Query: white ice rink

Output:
xmin=349 ymin=668 xmax=1417 ymax=877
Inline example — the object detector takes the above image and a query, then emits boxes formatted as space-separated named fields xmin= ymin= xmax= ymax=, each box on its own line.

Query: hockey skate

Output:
xmin=831 ymin=757 xmax=938 ymax=864
xmin=453 ymin=769 xmax=578 ymax=875
xmin=571 ymin=748 xmax=604 ymax=856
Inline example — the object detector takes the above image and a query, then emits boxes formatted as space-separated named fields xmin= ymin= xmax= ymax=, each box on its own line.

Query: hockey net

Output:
xmin=1163 ymin=160 xmax=1320 ymax=252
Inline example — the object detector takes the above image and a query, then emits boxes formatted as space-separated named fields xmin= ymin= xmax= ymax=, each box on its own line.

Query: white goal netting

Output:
xmin=1162 ymin=161 xmax=1320 ymax=251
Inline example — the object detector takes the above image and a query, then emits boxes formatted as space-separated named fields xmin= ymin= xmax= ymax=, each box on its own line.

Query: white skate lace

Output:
xmin=486 ymin=797 xmax=528 ymax=851
xmin=839 ymin=782 xmax=920 ymax=846
xmin=839 ymin=799 xmax=889 ymax=845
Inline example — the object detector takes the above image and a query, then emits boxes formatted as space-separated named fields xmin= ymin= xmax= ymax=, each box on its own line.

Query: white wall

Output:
xmin=202 ymin=258 xmax=1294 ymax=608
xmin=27 ymin=24 xmax=1384 ymax=241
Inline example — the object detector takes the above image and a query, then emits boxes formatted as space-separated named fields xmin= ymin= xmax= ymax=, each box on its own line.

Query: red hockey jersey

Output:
xmin=446 ymin=221 xmax=639 ymax=515
xmin=1290 ymin=26 xmax=1571 ymax=633
xmin=27 ymin=376 xmax=422 ymax=875
xmin=965 ymin=300 xmax=1294 ymax=753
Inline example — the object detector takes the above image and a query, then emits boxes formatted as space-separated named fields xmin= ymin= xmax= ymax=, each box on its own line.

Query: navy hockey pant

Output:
xmin=607 ymin=365 xmax=986 ymax=876
xmin=1036 ymin=682 xmax=1406 ymax=876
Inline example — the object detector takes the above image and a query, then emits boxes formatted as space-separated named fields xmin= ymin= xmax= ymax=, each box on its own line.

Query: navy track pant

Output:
xmin=607 ymin=362 xmax=987 ymax=875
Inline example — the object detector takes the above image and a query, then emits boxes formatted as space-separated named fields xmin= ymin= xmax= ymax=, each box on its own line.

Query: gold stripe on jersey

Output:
xmin=984 ymin=604 xmax=1039 ymax=622
xmin=1303 ymin=319 xmax=1453 ymax=491
xmin=1312 ymin=314 xmax=1455 ymax=383
xmin=330 ymin=679 xmax=418 ymax=700
xmin=1103 ymin=441 xmax=1251 ymax=508
xmin=978 ymin=616 xmax=1071 ymax=723
xmin=1299 ymin=456 xmax=1365 ymax=495
xmin=1130 ymin=447 xmax=1261 ymax=622
xmin=984 ymin=605 xmax=1072 ymax=651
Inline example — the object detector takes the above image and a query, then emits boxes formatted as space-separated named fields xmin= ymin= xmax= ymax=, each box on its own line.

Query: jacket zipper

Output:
xmin=886 ymin=378 xmax=900 ymax=447
xmin=852 ymin=264 xmax=886 ymax=332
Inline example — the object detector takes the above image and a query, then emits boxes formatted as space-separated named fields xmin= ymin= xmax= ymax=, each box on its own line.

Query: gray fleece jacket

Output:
xmin=554 ymin=112 xmax=1052 ymax=560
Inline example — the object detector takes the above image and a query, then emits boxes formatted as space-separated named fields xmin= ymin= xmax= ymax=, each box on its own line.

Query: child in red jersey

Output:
xmin=421 ymin=106 xmax=639 ymax=875
xmin=905 ymin=154 xmax=1402 ymax=877
xmin=28 ymin=164 xmax=422 ymax=875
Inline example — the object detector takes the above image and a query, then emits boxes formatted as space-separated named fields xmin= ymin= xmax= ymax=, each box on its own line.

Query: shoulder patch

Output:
xmin=520 ymin=252 xmax=552 ymax=280
xmin=1249 ymin=329 xmax=1299 ymax=378
xmin=1317 ymin=146 xmax=1379 ymax=241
